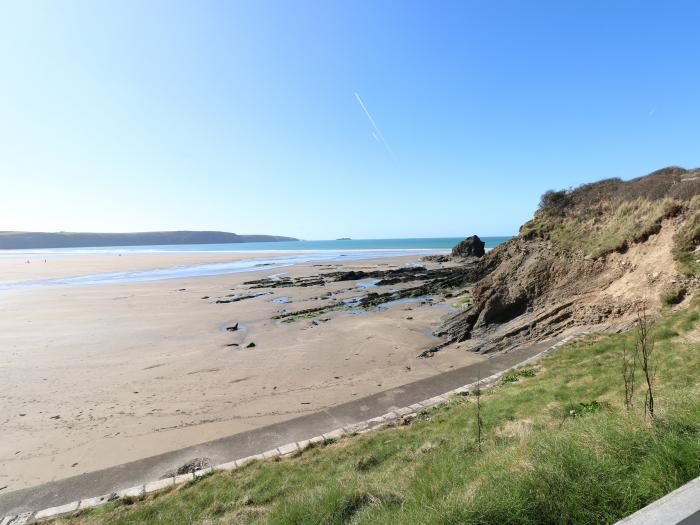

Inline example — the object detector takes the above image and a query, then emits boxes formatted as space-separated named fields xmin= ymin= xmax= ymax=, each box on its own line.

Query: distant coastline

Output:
xmin=0 ymin=230 xmax=298 ymax=250
xmin=0 ymin=237 xmax=511 ymax=255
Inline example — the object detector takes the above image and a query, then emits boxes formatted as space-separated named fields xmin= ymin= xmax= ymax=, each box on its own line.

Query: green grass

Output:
xmin=523 ymin=190 xmax=699 ymax=271
xmin=61 ymin=302 xmax=700 ymax=525
xmin=500 ymin=366 xmax=536 ymax=384
xmin=672 ymin=197 xmax=700 ymax=277
xmin=452 ymin=293 xmax=474 ymax=309
xmin=661 ymin=286 xmax=688 ymax=307
xmin=521 ymin=169 xmax=698 ymax=260
xmin=521 ymin=197 xmax=680 ymax=258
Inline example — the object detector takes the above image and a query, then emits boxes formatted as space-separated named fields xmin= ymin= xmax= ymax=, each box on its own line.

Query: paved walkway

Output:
xmin=615 ymin=475 xmax=700 ymax=524
xmin=0 ymin=337 xmax=559 ymax=516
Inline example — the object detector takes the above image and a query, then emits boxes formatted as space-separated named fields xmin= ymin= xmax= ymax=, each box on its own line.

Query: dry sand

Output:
xmin=0 ymin=252 xmax=483 ymax=491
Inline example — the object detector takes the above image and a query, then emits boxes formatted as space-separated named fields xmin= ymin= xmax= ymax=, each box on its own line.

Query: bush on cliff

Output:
xmin=521 ymin=167 xmax=699 ymax=260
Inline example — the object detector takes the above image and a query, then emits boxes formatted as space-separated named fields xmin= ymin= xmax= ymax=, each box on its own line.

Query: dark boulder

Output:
xmin=422 ymin=254 xmax=451 ymax=263
xmin=451 ymin=235 xmax=485 ymax=258
xmin=335 ymin=271 xmax=366 ymax=281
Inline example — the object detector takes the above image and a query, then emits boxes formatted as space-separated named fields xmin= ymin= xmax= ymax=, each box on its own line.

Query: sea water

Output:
xmin=1 ymin=237 xmax=509 ymax=255
xmin=0 ymin=237 xmax=510 ymax=291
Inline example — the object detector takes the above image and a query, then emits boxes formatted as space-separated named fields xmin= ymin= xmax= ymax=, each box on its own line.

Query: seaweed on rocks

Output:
xmin=273 ymin=304 xmax=350 ymax=322
xmin=272 ymin=261 xmax=487 ymax=322
xmin=243 ymin=265 xmax=481 ymax=293
xmin=244 ymin=275 xmax=325 ymax=289
xmin=214 ymin=291 xmax=272 ymax=303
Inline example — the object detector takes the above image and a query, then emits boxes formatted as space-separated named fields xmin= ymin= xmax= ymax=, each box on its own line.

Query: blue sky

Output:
xmin=1 ymin=1 xmax=699 ymax=239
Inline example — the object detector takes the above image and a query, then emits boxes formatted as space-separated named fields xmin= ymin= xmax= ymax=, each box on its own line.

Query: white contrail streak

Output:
xmin=354 ymin=92 xmax=396 ymax=159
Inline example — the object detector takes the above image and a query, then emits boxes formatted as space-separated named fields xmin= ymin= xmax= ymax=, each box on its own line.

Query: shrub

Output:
xmin=567 ymin=400 xmax=606 ymax=418
xmin=661 ymin=286 xmax=687 ymax=306
xmin=518 ymin=367 xmax=536 ymax=378
xmin=539 ymin=190 xmax=572 ymax=214
xmin=355 ymin=455 xmax=380 ymax=471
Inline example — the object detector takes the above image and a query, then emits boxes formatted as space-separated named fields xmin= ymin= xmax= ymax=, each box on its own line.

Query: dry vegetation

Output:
xmin=520 ymin=167 xmax=700 ymax=265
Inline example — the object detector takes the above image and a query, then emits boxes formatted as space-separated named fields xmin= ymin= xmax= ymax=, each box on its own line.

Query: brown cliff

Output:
xmin=436 ymin=166 xmax=700 ymax=354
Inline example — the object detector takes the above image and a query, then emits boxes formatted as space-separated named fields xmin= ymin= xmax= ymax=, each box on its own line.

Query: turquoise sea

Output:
xmin=0 ymin=237 xmax=510 ymax=291
xmin=6 ymin=237 xmax=510 ymax=254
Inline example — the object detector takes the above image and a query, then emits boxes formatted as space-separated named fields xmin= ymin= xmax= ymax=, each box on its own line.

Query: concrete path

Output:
xmin=0 ymin=337 xmax=558 ymax=517
xmin=615 ymin=475 xmax=700 ymax=524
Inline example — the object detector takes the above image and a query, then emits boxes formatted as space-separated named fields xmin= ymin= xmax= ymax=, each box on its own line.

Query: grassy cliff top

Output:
xmin=519 ymin=167 xmax=700 ymax=263
xmin=58 ymin=301 xmax=700 ymax=525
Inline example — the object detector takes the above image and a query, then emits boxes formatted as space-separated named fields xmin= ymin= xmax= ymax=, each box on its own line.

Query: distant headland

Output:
xmin=336 ymin=237 xmax=352 ymax=241
xmin=0 ymin=231 xmax=298 ymax=250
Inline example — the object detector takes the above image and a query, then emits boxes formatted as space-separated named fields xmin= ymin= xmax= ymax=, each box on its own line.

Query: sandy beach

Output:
xmin=0 ymin=251 xmax=483 ymax=492
xmin=0 ymin=251 xmax=287 ymax=282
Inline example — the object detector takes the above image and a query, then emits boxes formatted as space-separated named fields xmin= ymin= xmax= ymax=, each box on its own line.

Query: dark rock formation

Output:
xmin=244 ymin=267 xmax=434 ymax=289
xmin=335 ymin=271 xmax=367 ymax=281
xmin=214 ymin=291 xmax=272 ymax=303
xmin=422 ymin=254 xmax=451 ymax=263
xmin=451 ymin=235 xmax=485 ymax=258
xmin=436 ymin=239 xmax=602 ymax=350
xmin=271 ymin=264 xmax=485 ymax=322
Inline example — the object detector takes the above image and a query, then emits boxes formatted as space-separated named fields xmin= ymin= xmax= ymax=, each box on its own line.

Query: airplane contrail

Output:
xmin=354 ymin=92 xmax=396 ymax=159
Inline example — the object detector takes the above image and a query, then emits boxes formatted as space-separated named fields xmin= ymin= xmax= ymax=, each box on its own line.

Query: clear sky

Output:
xmin=1 ymin=1 xmax=699 ymax=239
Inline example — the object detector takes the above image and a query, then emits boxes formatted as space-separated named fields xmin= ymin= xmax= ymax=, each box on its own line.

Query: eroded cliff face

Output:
xmin=437 ymin=167 xmax=700 ymax=354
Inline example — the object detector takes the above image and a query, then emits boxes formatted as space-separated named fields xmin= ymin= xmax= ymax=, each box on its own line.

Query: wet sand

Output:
xmin=0 ymin=251 xmax=286 ymax=282
xmin=0 ymin=252 xmax=483 ymax=491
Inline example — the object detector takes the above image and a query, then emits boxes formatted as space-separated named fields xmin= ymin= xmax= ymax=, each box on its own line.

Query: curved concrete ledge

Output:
xmin=615 ymin=476 xmax=700 ymax=525
xmin=0 ymin=333 xmax=584 ymax=524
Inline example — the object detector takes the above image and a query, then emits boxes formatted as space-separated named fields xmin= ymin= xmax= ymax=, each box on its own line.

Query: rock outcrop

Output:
xmin=451 ymin=235 xmax=485 ymax=258
xmin=436 ymin=166 xmax=700 ymax=354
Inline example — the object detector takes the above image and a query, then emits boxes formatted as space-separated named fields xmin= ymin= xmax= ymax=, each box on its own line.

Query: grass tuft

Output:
xmin=501 ymin=366 xmax=536 ymax=384
xmin=661 ymin=286 xmax=687 ymax=306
